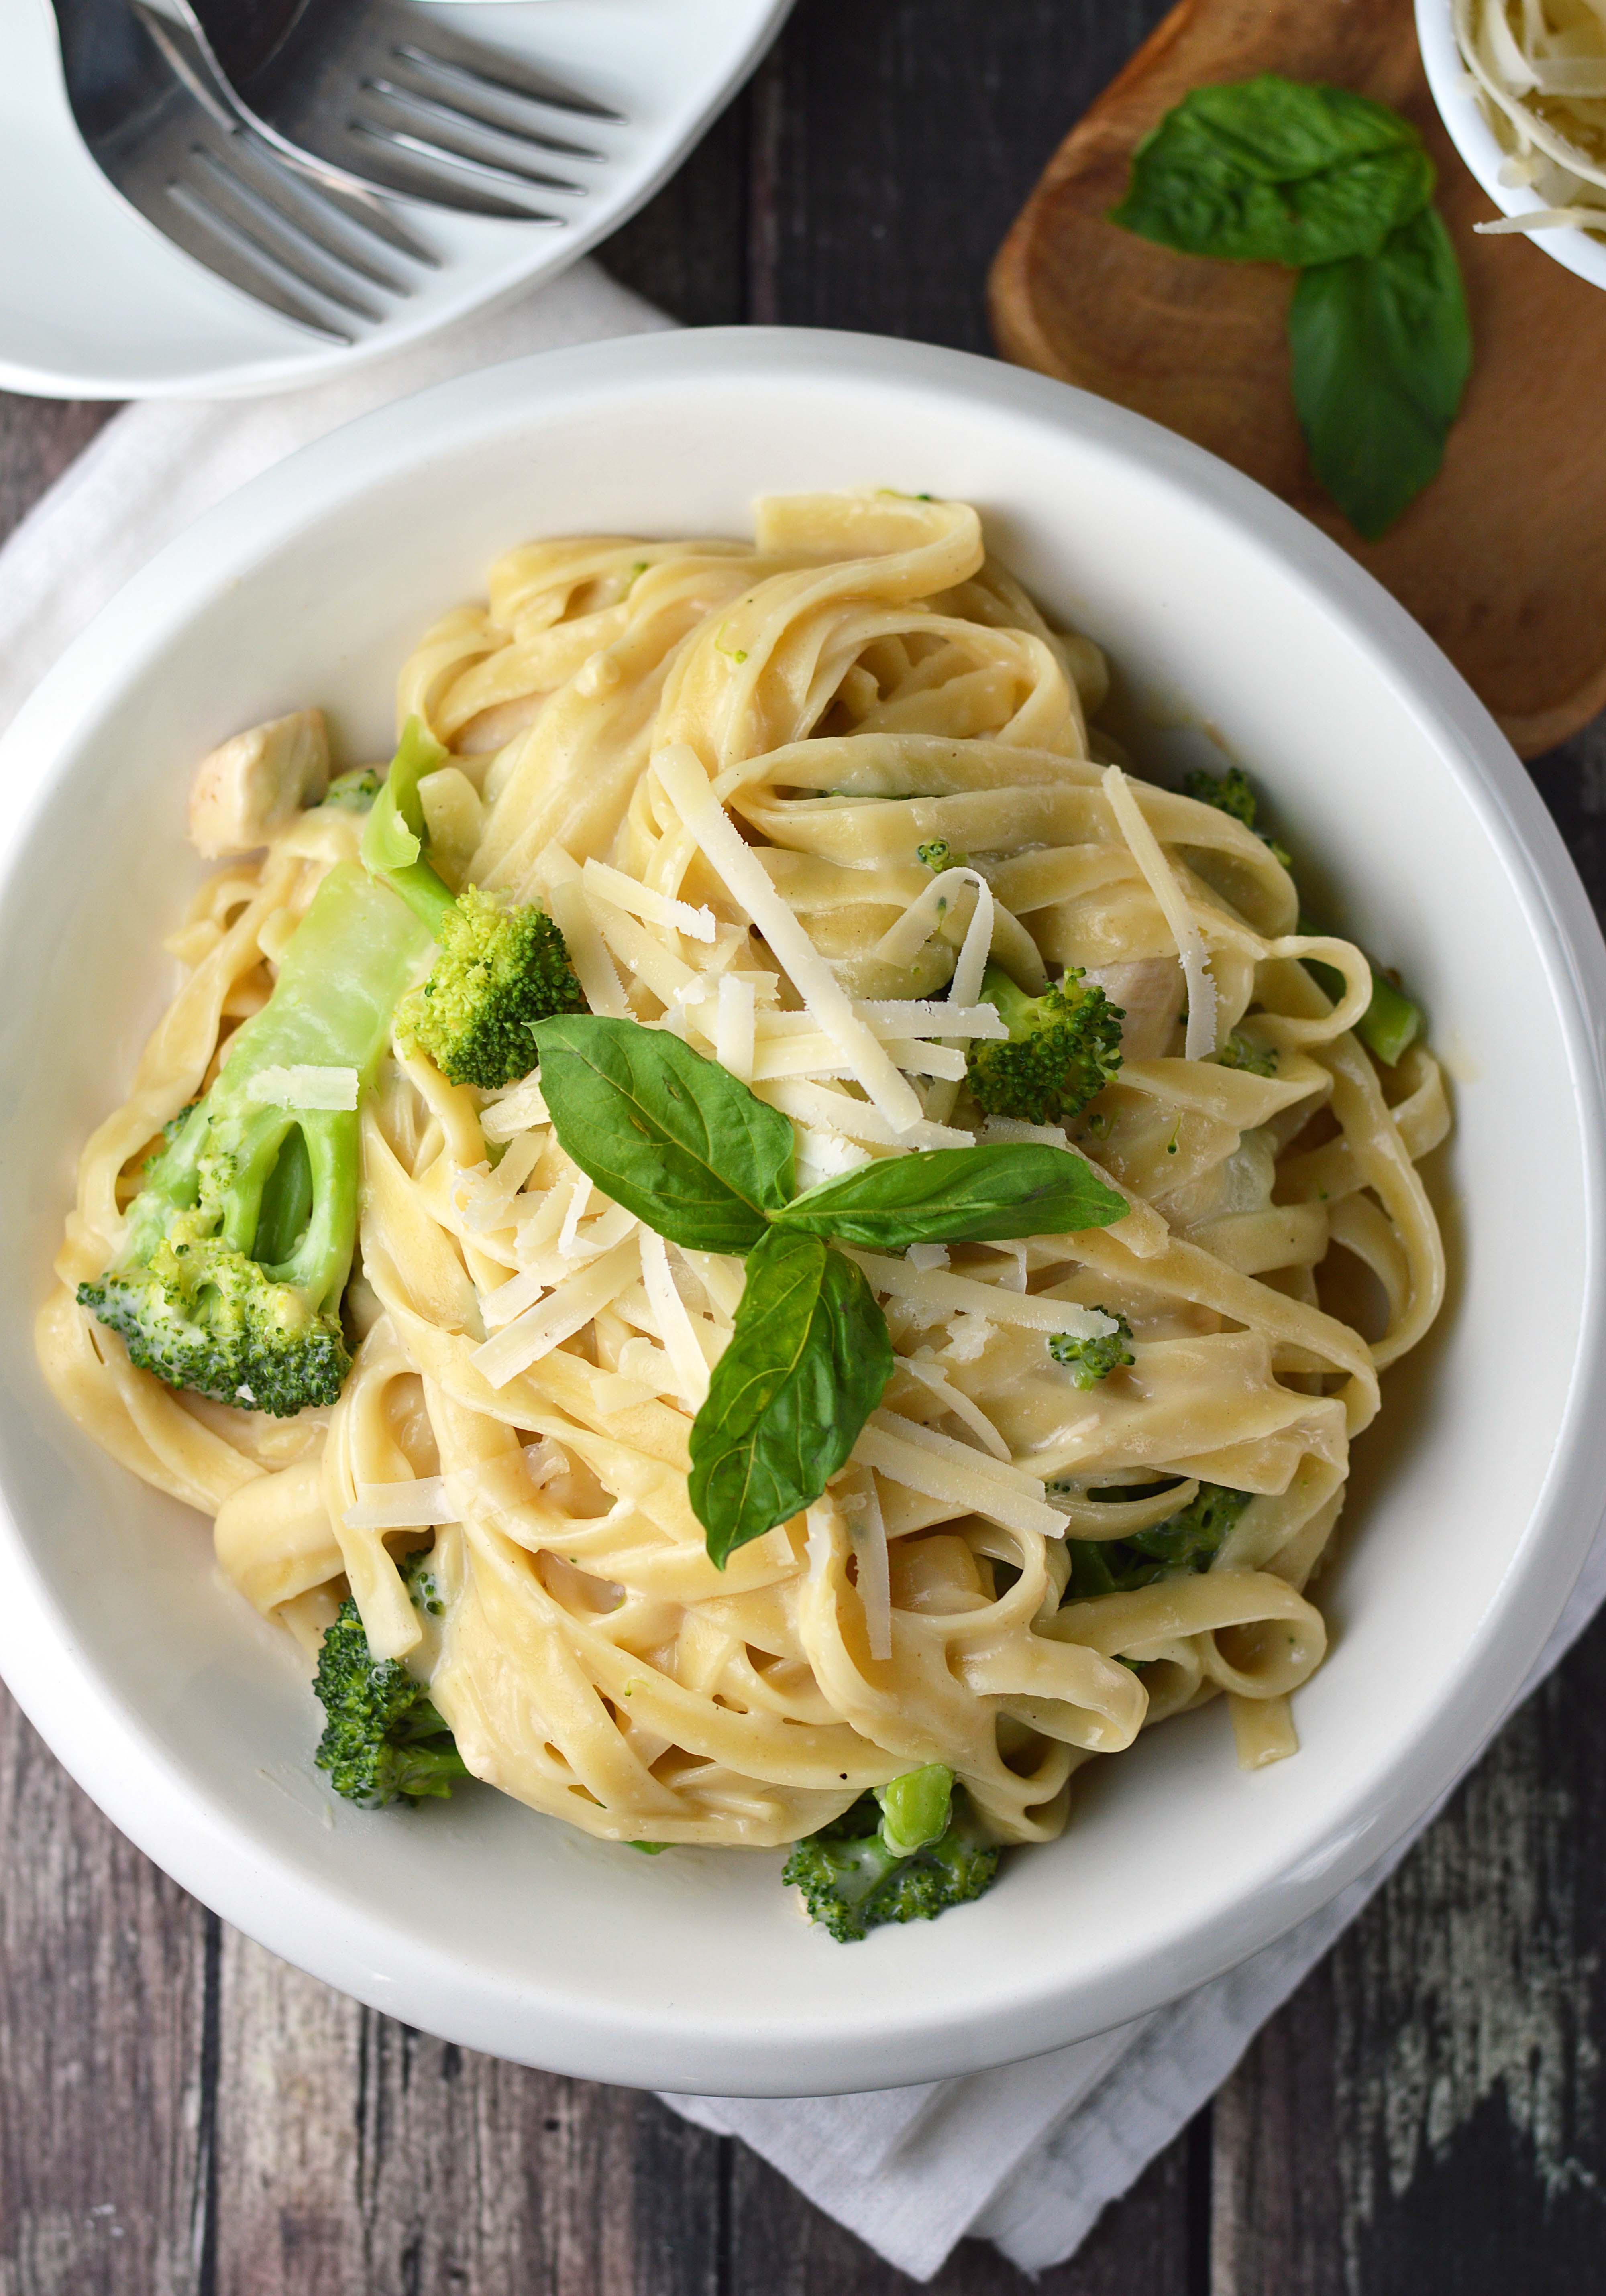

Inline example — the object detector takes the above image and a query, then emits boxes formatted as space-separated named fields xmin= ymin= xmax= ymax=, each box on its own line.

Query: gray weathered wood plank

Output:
xmin=726 ymin=2113 xmax=1199 ymax=2295
xmin=210 ymin=1933 xmax=725 ymax=2296
xmin=0 ymin=1690 xmax=211 ymax=2296
xmin=1213 ymin=1606 xmax=1606 ymax=2296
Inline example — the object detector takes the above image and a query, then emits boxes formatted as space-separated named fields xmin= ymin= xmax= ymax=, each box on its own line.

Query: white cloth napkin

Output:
xmin=0 ymin=263 xmax=672 ymax=739
xmin=3 ymin=257 xmax=1602 ymax=2286
xmin=671 ymin=1502 xmax=1606 ymax=2276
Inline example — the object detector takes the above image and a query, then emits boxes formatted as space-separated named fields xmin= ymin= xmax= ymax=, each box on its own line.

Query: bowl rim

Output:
xmin=1416 ymin=0 xmax=1606 ymax=290
xmin=2 ymin=326 xmax=1606 ymax=2094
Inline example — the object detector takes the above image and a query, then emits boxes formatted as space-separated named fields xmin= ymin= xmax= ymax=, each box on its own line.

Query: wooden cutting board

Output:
xmin=988 ymin=0 xmax=1606 ymax=757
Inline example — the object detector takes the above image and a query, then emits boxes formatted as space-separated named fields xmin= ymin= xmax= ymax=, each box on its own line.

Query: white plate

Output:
xmin=0 ymin=0 xmax=793 ymax=398
xmin=2 ymin=330 xmax=1605 ymax=2095
xmin=1417 ymin=0 xmax=1606 ymax=291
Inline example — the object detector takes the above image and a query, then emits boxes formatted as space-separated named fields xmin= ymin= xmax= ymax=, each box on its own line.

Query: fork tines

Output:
xmin=169 ymin=128 xmax=430 ymax=342
xmin=391 ymin=31 xmax=624 ymax=125
xmin=385 ymin=49 xmax=607 ymax=161
xmin=356 ymin=79 xmax=588 ymax=198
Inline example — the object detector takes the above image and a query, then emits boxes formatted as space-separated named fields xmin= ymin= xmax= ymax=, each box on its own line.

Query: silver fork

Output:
xmin=51 ymin=0 xmax=436 ymax=344
xmin=167 ymin=0 xmax=622 ymax=220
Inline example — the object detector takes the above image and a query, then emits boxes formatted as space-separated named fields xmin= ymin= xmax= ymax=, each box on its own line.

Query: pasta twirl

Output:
xmin=39 ymin=492 xmax=1449 ymax=1893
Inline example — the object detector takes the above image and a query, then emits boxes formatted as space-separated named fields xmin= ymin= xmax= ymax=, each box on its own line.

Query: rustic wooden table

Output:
xmin=3 ymin=4 xmax=1604 ymax=2289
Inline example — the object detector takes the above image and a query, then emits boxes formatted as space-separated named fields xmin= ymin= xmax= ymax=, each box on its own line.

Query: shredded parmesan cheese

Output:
xmin=654 ymin=744 xmax=925 ymax=1133
xmin=1455 ymin=0 xmax=1606 ymax=232
xmin=537 ymin=846 xmax=630 ymax=1017
xmin=715 ymin=973 xmax=756 ymax=1082
xmin=558 ymin=1172 xmax=593 ymax=1260
xmin=458 ymin=1132 xmax=543 ymax=1232
xmin=849 ymin=1249 xmax=1118 ymax=1339
xmin=245 ymin=1064 xmax=359 ymax=1111
xmin=582 ymin=857 xmax=717 ymax=943
xmin=859 ymin=1001 xmax=1008 ymax=1041
xmin=759 ymin=1078 xmax=972 ymax=1152
xmin=471 ymin=1239 xmax=639 ymax=1387
xmin=983 ymin=1113 xmax=1071 ymax=1149
xmin=639 ymin=1229 xmax=712 ymax=1407
xmin=479 ymin=1075 xmax=550 ymax=1142
xmin=345 ymin=1476 xmax=456 ymax=1531
xmin=1103 ymin=763 xmax=1218 ymax=1060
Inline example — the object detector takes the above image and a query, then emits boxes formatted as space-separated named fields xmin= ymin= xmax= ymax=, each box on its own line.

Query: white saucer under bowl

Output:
xmin=1 ymin=0 xmax=793 ymax=399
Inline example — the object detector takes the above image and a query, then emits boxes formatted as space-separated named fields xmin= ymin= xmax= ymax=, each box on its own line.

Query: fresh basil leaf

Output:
xmin=774 ymin=1143 xmax=1127 ymax=1249
xmin=1288 ymin=204 xmax=1471 ymax=541
xmin=689 ymin=1231 xmax=894 ymax=1565
xmin=531 ymin=1016 xmax=796 ymax=1254
xmin=1111 ymin=76 xmax=1432 ymax=267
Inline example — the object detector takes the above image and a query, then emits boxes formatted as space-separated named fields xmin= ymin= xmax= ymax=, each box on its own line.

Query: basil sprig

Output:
xmin=532 ymin=1015 xmax=1129 ymax=1562
xmin=1110 ymin=75 xmax=1471 ymax=541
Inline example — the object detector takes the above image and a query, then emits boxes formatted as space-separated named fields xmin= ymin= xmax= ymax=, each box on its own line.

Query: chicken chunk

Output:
xmin=1083 ymin=957 xmax=1185 ymax=1059
xmin=187 ymin=710 xmax=330 ymax=858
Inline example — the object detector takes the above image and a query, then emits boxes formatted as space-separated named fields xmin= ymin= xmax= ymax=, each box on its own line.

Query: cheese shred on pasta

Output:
xmin=38 ymin=492 xmax=1449 ymax=1852
xmin=1455 ymin=0 xmax=1606 ymax=236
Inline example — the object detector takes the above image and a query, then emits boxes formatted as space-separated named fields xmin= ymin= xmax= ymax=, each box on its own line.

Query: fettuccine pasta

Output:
xmin=39 ymin=491 xmax=1448 ymax=1891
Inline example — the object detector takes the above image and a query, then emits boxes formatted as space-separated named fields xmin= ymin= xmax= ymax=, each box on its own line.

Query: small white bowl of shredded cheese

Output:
xmin=1419 ymin=0 xmax=1606 ymax=287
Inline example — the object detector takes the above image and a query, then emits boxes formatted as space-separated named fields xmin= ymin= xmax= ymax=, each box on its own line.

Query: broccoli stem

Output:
xmin=876 ymin=1763 xmax=954 ymax=1855
xmin=228 ymin=860 xmax=434 ymax=1083
xmin=360 ymin=716 xmax=458 ymax=942
xmin=252 ymin=1126 xmax=312 ymax=1269
xmin=82 ymin=863 xmax=431 ymax=1415
xmin=1353 ymin=963 xmax=1421 ymax=1067
xmin=1300 ymin=925 xmax=1422 ymax=1068
xmin=208 ymin=862 xmax=432 ymax=1304
xmin=976 ymin=967 xmax=1037 ymax=1039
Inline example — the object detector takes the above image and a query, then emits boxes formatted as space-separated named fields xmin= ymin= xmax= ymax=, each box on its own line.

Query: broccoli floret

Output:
xmin=1049 ymin=1310 xmax=1135 ymax=1388
xmin=313 ymin=1553 xmax=468 ymax=1808
xmin=361 ymin=719 xmax=585 ymax=1089
xmin=79 ymin=864 xmax=430 ymax=1416
xmin=398 ymin=885 xmax=585 ymax=1093
xmin=321 ymin=765 xmax=384 ymax=812
xmin=1063 ymin=1481 xmax=1251 ymax=1599
xmin=966 ymin=963 xmax=1124 ymax=1126
xmin=1183 ymin=764 xmax=1257 ymax=830
xmin=782 ymin=1769 xmax=1001 ymax=1942
xmin=916 ymin=838 xmax=968 ymax=872
xmin=1215 ymin=1029 xmax=1278 ymax=1077
xmin=1182 ymin=765 xmax=1293 ymax=869
xmin=155 ymin=1099 xmax=199 ymax=1153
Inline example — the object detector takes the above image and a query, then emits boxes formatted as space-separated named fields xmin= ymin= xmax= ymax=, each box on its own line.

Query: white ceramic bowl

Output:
xmin=1417 ymin=0 xmax=1606 ymax=291
xmin=2 ymin=330 xmax=1604 ymax=2097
